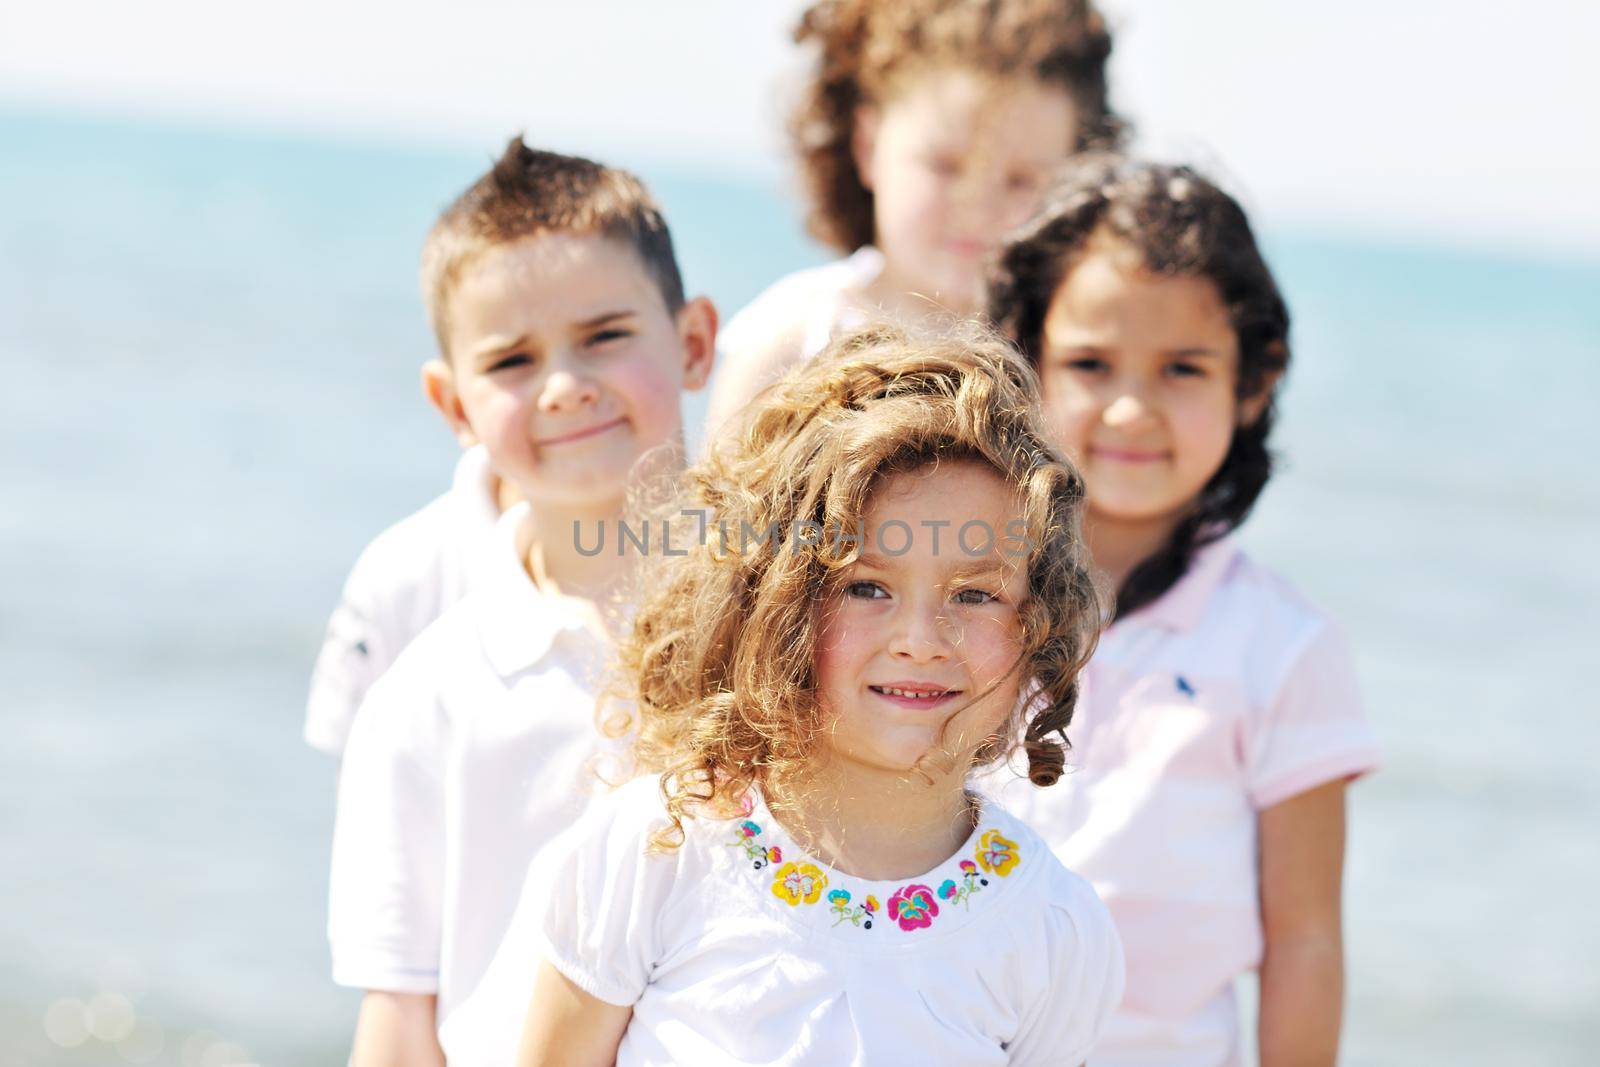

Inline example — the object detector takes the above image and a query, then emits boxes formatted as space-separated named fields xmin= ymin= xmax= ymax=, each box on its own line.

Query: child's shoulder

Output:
xmin=341 ymin=447 xmax=498 ymax=609
xmin=1159 ymin=543 xmax=1358 ymax=708
xmin=720 ymin=249 xmax=882 ymax=355
xmin=985 ymin=801 xmax=1109 ymax=926
xmin=1144 ymin=541 xmax=1342 ymax=666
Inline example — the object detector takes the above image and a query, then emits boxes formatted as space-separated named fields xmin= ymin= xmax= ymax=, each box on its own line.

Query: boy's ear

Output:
xmin=675 ymin=296 xmax=718 ymax=392
xmin=1238 ymin=369 xmax=1283 ymax=427
xmin=851 ymin=105 xmax=880 ymax=191
xmin=421 ymin=359 xmax=479 ymax=448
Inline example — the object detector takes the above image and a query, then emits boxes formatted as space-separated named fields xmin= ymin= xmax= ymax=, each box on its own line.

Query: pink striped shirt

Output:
xmin=986 ymin=537 xmax=1380 ymax=1066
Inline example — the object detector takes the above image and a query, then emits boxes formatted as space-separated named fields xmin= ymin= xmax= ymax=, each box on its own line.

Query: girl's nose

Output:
xmin=1103 ymin=391 xmax=1155 ymax=428
xmin=887 ymin=601 xmax=953 ymax=662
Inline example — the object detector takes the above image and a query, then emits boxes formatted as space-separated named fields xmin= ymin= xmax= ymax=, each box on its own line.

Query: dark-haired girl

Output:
xmin=984 ymin=156 xmax=1381 ymax=1066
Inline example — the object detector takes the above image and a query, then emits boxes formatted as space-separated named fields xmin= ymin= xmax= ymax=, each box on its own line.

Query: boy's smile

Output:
xmin=426 ymin=232 xmax=714 ymax=510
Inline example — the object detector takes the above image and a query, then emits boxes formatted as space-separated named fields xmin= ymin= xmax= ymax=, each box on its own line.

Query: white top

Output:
xmin=719 ymin=245 xmax=885 ymax=362
xmin=705 ymin=247 xmax=885 ymax=443
xmin=304 ymin=445 xmax=501 ymax=756
xmin=981 ymin=537 xmax=1381 ymax=1067
xmin=542 ymin=776 xmax=1125 ymax=1067
xmin=327 ymin=502 xmax=617 ymax=1067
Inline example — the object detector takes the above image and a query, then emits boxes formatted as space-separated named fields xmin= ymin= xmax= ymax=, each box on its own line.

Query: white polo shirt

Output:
xmin=983 ymin=537 xmax=1381 ymax=1067
xmin=327 ymin=502 xmax=617 ymax=1066
xmin=304 ymin=445 xmax=501 ymax=756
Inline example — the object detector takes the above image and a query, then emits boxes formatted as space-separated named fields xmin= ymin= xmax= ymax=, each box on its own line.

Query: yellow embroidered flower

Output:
xmin=771 ymin=861 xmax=828 ymax=906
xmin=976 ymin=829 xmax=1021 ymax=876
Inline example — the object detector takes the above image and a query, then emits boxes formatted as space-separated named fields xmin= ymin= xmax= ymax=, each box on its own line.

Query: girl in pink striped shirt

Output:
xmin=985 ymin=156 xmax=1381 ymax=1066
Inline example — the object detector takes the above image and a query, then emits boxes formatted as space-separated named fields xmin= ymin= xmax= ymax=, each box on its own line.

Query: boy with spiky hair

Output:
xmin=326 ymin=138 xmax=716 ymax=1066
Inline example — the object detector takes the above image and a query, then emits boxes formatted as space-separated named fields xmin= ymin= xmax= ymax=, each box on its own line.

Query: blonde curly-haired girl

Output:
xmin=519 ymin=324 xmax=1124 ymax=1066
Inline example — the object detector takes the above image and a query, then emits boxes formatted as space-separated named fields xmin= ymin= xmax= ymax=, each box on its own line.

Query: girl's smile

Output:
xmin=1038 ymin=230 xmax=1258 ymax=542
xmin=814 ymin=459 xmax=1029 ymax=777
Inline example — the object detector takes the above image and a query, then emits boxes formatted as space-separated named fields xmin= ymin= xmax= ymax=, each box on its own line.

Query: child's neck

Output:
xmin=857 ymin=264 xmax=975 ymax=325
xmin=770 ymin=760 xmax=978 ymax=881
xmin=1084 ymin=509 xmax=1182 ymax=594
xmin=520 ymin=494 xmax=631 ymax=609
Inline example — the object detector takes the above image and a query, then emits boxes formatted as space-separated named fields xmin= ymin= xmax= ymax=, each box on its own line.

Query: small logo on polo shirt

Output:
xmin=354 ymin=640 xmax=369 ymax=657
xmin=1175 ymin=674 xmax=1196 ymax=698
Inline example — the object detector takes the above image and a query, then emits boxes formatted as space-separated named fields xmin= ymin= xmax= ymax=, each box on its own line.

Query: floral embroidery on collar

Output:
xmin=728 ymin=812 xmax=1023 ymax=934
xmin=826 ymin=888 xmax=879 ymax=929
xmin=728 ymin=819 xmax=783 ymax=870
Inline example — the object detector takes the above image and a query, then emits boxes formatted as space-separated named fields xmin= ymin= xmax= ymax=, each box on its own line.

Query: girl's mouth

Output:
xmin=869 ymin=684 xmax=960 ymax=709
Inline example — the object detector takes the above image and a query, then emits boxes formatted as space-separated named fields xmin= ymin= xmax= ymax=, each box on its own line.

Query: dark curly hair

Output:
xmin=987 ymin=154 xmax=1291 ymax=618
xmin=790 ymin=0 xmax=1123 ymax=253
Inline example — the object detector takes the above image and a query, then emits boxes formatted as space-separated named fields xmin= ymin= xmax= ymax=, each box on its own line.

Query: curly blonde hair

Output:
xmin=790 ymin=0 xmax=1123 ymax=253
xmin=606 ymin=323 xmax=1101 ymax=846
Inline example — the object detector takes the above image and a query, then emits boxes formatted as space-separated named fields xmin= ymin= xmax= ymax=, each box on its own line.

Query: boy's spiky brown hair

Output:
xmin=420 ymin=137 xmax=685 ymax=357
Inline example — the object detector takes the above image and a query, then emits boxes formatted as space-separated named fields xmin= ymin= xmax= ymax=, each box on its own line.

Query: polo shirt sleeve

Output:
xmin=327 ymin=651 xmax=448 ymax=993
xmin=1245 ymin=621 xmax=1382 ymax=810
xmin=304 ymin=546 xmax=397 ymax=757
xmin=540 ymin=780 xmax=682 ymax=1007
xmin=1009 ymin=870 xmax=1126 ymax=1066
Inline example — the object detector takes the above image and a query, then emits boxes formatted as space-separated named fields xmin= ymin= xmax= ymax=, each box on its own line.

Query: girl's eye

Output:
xmin=1165 ymin=361 xmax=1206 ymax=379
xmin=953 ymin=587 xmax=998 ymax=606
xmin=1063 ymin=356 xmax=1108 ymax=374
xmin=488 ymin=354 xmax=532 ymax=372
xmin=587 ymin=328 xmax=632 ymax=347
xmin=844 ymin=581 xmax=888 ymax=600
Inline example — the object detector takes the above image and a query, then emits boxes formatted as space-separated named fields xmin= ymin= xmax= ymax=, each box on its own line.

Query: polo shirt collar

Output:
xmin=474 ymin=503 xmax=597 ymax=677
xmin=1123 ymin=533 xmax=1240 ymax=633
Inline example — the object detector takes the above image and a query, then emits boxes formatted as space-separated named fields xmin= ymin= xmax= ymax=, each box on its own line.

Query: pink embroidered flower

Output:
xmin=771 ymin=862 xmax=828 ymax=906
xmin=976 ymin=830 xmax=1020 ymax=876
xmin=938 ymin=879 xmax=958 ymax=900
xmin=887 ymin=884 xmax=939 ymax=930
xmin=767 ymin=846 xmax=782 ymax=863
xmin=739 ymin=793 xmax=756 ymax=816
xmin=959 ymin=860 xmax=978 ymax=875
xmin=738 ymin=820 xmax=761 ymax=839
xmin=863 ymin=895 xmax=879 ymax=914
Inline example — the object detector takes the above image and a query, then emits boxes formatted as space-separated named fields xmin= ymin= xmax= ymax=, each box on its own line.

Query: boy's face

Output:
xmin=425 ymin=232 xmax=714 ymax=508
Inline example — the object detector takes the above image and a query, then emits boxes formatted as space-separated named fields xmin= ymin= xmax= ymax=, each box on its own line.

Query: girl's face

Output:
xmin=1037 ymin=234 xmax=1257 ymax=533
xmin=813 ymin=461 xmax=1030 ymax=778
xmin=856 ymin=66 xmax=1078 ymax=314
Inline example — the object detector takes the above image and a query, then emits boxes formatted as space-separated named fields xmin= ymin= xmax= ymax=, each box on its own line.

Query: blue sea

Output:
xmin=2 ymin=108 xmax=1597 ymax=1065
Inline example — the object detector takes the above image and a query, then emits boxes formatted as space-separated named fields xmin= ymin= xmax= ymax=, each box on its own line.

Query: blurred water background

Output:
xmin=1 ymin=107 xmax=1597 ymax=1065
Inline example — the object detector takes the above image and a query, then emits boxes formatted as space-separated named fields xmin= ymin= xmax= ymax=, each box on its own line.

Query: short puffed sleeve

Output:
xmin=1007 ymin=868 xmax=1126 ymax=1066
xmin=539 ymin=777 xmax=687 ymax=1007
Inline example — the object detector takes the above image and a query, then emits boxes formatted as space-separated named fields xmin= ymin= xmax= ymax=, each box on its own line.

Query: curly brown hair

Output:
xmin=987 ymin=154 xmax=1292 ymax=618
xmin=790 ymin=0 xmax=1123 ymax=253
xmin=605 ymin=323 xmax=1101 ymax=847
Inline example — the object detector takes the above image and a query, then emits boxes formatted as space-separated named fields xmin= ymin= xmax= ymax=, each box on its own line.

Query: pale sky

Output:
xmin=5 ymin=0 xmax=1597 ymax=256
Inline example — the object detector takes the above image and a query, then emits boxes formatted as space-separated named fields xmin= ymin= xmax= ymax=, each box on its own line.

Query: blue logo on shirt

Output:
xmin=1175 ymin=675 xmax=1196 ymax=698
